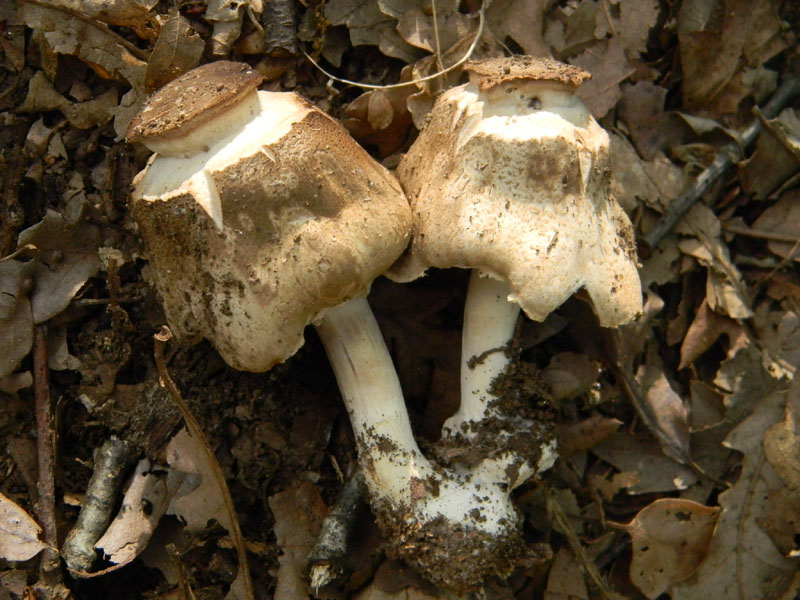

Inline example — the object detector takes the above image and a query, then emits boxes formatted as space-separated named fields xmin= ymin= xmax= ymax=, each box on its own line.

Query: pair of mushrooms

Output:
xmin=128 ymin=59 xmax=641 ymax=591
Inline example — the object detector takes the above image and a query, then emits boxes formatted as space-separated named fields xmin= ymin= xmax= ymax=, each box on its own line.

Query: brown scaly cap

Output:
xmin=126 ymin=61 xmax=264 ymax=144
xmin=464 ymin=55 xmax=591 ymax=91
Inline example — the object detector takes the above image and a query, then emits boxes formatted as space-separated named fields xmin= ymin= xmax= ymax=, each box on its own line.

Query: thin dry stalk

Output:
xmin=153 ymin=327 xmax=254 ymax=600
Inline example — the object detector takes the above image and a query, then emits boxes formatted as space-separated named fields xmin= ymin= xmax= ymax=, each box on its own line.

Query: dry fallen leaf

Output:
xmin=486 ymin=0 xmax=549 ymax=56
xmin=615 ymin=498 xmax=719 ymax=599
xmin=268 ymin=481 xmax=327 ymax=600
xmin=143 ymin=10 xmax=204 ymax=92
xmin=677 ymin=0 xmax=787 ymax=116
xmin=618 ymin=81 xmax=667 ymax=160
xmin=572 ymin=38 xmax=632 ymax=119
xmin=739 ymin=109 xmax=800 ymax=199
xmin=591 ymin=430 xmax=697 ymax=494
xmin=544 ymin=547 xmax=589 ymax=600
xmin=165 ymin=428 xmax=249 ymax=600
xmin=17 ymin=205 xmax=103 ymax=324
xmin=714 ymin=342 xmax=780 ymax=423
xmin=0 ymin=492 xmax=47 ymax=562
xmin=752 ymin=190 xmax=800 ymax=262
xmin=673 ymin=388 xmax=795 ymax=600
xmin=764 ymin=380 xmax=800 ymax=502
xmin=21 ymin=0 xmax=148 ymax=91
xmin=18 ymin=71 xmax=119 ymax=129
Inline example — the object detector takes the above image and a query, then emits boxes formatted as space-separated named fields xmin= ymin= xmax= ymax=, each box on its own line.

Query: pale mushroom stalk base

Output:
xmin=315 ymin=296 xmax=551 ymax=592
xmin=439 ymin=271 xmax=557 ymax=489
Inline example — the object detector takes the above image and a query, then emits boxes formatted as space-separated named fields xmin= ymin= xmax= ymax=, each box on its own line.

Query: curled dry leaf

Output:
xmin=679 ymin=299 xmax=743 ymax=370
xmin=20 ymin=0 xmax=147 ymax=90
xmin=541 ymin=352 xmax=601 ymax=402
xmin=343 ymin=85 xmax=414 ymax=157
xmin=17 ymin=206 xmax=103 ymax=324
xmin=557 ymin=415 xmax=622 ymax=454
xmin=676 ymin=204 xmax=754 ymax=319
xmin=95 ymin=459 xmax=168 ymax=568
xmin=635 ymin=360 xmax=691 ymax=464
xmin=0 ymin=492 xmax=47 ymax=562
xmin=0 ymin=259 xmax=34 ymax=378
xmin=739 ymin=109 xmax=800 ymax=199
xmin=616 ymin=498 xmax=719 ymax=599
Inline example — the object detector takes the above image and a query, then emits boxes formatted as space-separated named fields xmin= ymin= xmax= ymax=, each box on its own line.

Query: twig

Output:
xmin=430 ymin=0 xmax=444 ymax=74
xmin=62 ymin=437 xmax=133 ymax=572
xmin=0 ymin=243 xmax=38 ymax=263
xmin=723 ymin=223 xmax=800 ymax=244
xmin=32 ymin=324 xmax=64 ymax=592
xmin=546 ymin=487 xmax=621 ymax=600
xmin=302 ymin=4 xmax=486 ymax=91
xmin=307 ymin=468 xmax=367 ymax=593
xmin=153 ymin=327 xmax=254 ymax=600
xmin=643 ymin=76 xmax=800 ymax=249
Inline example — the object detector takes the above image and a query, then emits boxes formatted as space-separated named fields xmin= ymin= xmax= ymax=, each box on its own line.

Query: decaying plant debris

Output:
xmin=2 ymin=0 xmax=800 ymax=599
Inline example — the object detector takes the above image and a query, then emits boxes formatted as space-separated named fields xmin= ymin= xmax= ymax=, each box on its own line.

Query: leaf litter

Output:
xmin=1 ymin=0 xmax=800 ymax=599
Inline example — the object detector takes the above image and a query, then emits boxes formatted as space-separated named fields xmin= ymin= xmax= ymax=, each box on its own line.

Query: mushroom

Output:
xmin=389 ymin=56 xmax=642 ymax=482
xmin=128 ymin=61 xmax=545 ymax=592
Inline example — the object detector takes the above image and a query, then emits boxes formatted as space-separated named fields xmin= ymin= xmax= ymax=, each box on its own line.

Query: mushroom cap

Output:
xmin=389 ymin=56 xmax=642 ymax=327
xmin=131 ymin=86 xmax=411 ymax=372
xmin=126 ymin=61 xmax=264 ymax=155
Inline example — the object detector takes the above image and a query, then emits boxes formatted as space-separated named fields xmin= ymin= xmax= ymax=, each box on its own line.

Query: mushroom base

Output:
xmin=371 ymin=498 xmax=551 ymax=592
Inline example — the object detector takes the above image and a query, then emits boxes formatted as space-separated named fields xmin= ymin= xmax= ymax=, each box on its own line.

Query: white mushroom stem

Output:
xmin=444 ymin=270 xmax=520 ymax=435
xmin=315 ymin=296 xmax=521 ymax=535
xmin=441 ymin=271 xmax=557 ymax=488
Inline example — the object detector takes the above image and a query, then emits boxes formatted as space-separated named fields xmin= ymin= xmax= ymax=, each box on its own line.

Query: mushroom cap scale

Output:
xmin=389 ymin=60 xmax=642 ymax=327
xmin=126 ymin=61 xmax=264 ymax=156
xmin=464 ymin=55 xmax=591 ymax=91
xmin=132 ymin=90 xmax=411 ymax=371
